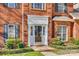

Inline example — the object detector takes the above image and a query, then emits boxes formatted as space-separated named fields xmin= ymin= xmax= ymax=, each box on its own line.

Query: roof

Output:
xmin=70 ymin=12 xmax=79 ymax=19
xmin=53 ymin=16 xmax=74 ymax=22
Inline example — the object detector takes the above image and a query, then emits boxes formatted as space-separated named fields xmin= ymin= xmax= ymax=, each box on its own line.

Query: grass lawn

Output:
xmin=50 ymin=45 xmax=79 ymax=55
xmin=52 ymin=49 xmax=79 ymax=55
xmin=0 ymin=47 xmax=44 ymax=56
xmin=1 ymin=52 xmax=44 ymax=56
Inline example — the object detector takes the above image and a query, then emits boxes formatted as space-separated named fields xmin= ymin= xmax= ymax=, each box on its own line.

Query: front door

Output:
xmin=29 ymin=25 xmax=48 ymax=46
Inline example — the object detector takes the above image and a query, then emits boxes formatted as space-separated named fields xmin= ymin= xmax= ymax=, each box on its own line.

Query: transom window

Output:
xmin=32 ymin=3 xmax=44 ymax=10
xmin=55 ymin=3 xmax=67 ymax=13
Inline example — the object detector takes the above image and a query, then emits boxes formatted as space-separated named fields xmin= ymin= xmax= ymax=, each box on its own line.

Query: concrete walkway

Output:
xmin=41 ymin=51 xmax=57 ymax=56
xmin=31 ymin=46 xmax=56 ymax=52
xmin=31 ymin=46 xmax=79 ymax=56
xmin=61 ymin=53 xmax=79 ymax=56
xmin=31 ymin=46 xmax=57 ymax=56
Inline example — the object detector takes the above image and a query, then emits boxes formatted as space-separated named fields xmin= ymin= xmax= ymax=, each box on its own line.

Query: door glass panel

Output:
xmin=35 ymin=26 xmax=42 ymax=42
xmin=35 ymin=26 xmax=38 ymax=36
xmin=30 ymin=26 xmax=33 ymax=36
xmin=43 ymin=26 xmax=45 ymax=35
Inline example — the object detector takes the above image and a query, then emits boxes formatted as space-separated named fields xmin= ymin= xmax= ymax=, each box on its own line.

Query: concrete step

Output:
xmin=31 ymin=46 xmax=56 ymax=52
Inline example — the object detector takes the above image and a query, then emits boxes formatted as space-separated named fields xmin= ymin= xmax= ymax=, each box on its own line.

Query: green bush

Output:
xmin=72 ymin=39 xmax=79 ymax=45
xmin=6 ymin=39 xmax=15 ymax=49
xmin=15 ymin=39 xmax=22 ymax=48
xmin=50 ymin=37 xmax=79 ymax=49
xmin=69 ymin=37 xmax=79 ymax=45
xmin=5 ymin=38 xmax=24 ymax=49
xmin=50 ymin=38 xmax=64 ymax=46
xmin=18 ymin=42 xmax=24 ymax=48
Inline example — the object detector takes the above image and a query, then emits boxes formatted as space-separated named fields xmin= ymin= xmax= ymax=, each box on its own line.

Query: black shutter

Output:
xmin=64 ymin=3 xmax=67 ymax=12
xmin=16 ymin=3 xmax=20 ymax=8
xmin=4 ymin=24 xmax=8 ymax=42
xmin=15 ymin=24 xmax=19 ymax=39
xmin=55 ymin=3 xmax=58 ymax=12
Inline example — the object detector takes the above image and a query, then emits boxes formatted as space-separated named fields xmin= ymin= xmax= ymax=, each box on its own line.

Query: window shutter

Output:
xmin=16 ymin=3 xmax=20 ymax=8
xmin=15 ymin=25 xmax=19 ymax=39
xmin=64 ymin=3 xmax=67 ymax=12
xmin=4 ymin=24 xmax=8 ymax=42
xmin=4 ymin=3 xmax=8 ymax=6
xmin=55 ymin=3 xmax=58 ymax=12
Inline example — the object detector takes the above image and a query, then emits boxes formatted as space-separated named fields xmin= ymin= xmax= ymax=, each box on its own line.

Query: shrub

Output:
xmin=18 ymin=42 xmax=24 ymax=48
xmin=72 ymin=39 xmax=79 ymax=45
xmin=15 ymin=39 xmax=22 ymax=48
xmin=68 ymin=37 xmax=75 ymax=43
xmin=5 ymin=38 xmax=24 ymax=49
xmin=69 ymin=37 xmax=79 ymax=45
xmin=6 ymin=39 xmax=15 ymax=49
xmin=50 ymin=38 xmax=64 ymax=46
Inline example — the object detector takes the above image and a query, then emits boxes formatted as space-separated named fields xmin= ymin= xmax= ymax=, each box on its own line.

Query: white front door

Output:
xmin=29 ymin=25 xmax=48 ymax=46
xmin=35 ymin=26 xmax=42 ymax=45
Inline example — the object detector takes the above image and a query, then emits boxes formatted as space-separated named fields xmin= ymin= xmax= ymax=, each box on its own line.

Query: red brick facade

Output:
xmin=0 ymin=3 xmax=79 ymax=47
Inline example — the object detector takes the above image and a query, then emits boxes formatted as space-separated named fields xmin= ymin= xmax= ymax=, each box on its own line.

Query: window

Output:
xmin=56 ymin=25 xmax=67 ymax=42
xmin=55 ymin=3 xmax=67 ymax=13
xmin=4 ymin=24 xmax=19 ymax=40
xmin=32 ymin=3 xmax=44 ymax=10
xmin=4 ymin=3 xmax=20 ymax=8
xmin=8 ymin=25 xmax=15 ymax=38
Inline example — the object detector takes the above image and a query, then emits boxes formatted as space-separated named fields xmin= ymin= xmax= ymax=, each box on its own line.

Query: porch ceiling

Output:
xmin=52 ymin=16 xmax=74 ymax=22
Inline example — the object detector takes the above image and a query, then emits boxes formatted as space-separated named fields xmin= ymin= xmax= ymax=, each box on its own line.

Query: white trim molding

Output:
xmin=28 ymin=15 xmax=48 ymax=46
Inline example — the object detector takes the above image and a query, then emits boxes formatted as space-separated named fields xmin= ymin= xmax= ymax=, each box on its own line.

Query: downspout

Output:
xmin=22 ymin=3 xmax=24 ymax=43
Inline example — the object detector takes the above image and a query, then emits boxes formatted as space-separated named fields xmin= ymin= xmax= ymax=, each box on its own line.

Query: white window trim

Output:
xmin=56 ymin=25 xmax=68 ymax=42
xmin=8 ymin=3 xmax=16 ymax=8
xmin=32 ymin=3 xmax=44 ymax=10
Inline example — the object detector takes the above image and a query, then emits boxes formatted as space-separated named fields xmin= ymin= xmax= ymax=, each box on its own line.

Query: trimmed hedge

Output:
xmin=0 ymin=48 xmax=33 ymax=55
